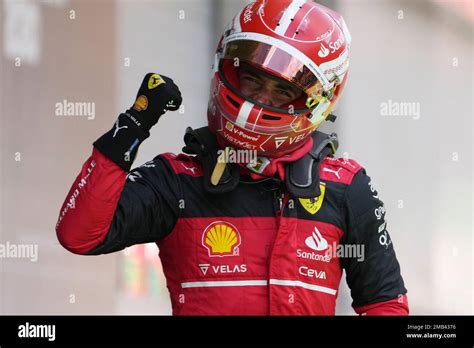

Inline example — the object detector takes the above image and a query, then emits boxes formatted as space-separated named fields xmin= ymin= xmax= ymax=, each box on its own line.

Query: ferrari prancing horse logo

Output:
xmin=148 ymin=74 xmax=165 ymax=89
xmin=298 ymin=183 xmax=326 ymax=215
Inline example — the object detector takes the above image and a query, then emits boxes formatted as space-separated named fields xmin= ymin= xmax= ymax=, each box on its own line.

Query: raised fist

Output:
xmin=127 ymin=73 xmax=183 ymax=131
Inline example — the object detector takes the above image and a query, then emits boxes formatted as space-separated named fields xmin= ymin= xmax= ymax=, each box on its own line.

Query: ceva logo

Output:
xmin=305 ymin=227 xmax=328 ymax=251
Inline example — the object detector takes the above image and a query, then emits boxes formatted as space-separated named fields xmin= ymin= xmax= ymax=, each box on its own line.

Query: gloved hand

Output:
xmin=125 ymin=73 xmax=182 ymax=132
xmin=93 ymin=73 xmax=182 ymax=171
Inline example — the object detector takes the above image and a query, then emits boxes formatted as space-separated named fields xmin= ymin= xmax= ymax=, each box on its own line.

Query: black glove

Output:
xmin=125 ymin=73 xmax=182 ymax=132
xmin=93 ymin=73 xmax=183 ymax=171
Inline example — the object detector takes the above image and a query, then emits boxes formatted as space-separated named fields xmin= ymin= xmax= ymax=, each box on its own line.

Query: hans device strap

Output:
xmin=285 ymin=131 xmax=338 ymax=198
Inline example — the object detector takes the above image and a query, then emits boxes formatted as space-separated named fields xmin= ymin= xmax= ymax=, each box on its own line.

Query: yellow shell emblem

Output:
xmin=202 ymin=221 xmax=241 ymax=257
xmin=133 ymin=95 xmax=148 ymax=111
xmin=299 ymin=183 xmax=326 ymax=215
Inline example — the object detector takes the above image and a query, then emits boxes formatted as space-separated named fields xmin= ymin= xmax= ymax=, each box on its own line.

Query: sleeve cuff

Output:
xmin=354 ymin=294 xmax=409 ymax=316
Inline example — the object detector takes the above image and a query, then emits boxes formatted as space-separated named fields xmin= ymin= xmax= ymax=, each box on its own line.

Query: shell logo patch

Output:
xmin=202 ymin=221 xmax=241 ymax=257
xmin=298 ymin=183 xmax=326 ymax=215
xmin=148 ymin=73 xmax=165 ymax=89
xmin=225 ymin=121 xmax=234 ymax=131
xmin=133 ymin=95 xmax=148 ymax=111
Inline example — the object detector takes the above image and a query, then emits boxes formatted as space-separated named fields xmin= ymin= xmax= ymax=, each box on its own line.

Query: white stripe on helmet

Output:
xmin=236 ymin=100 xmax=254 ymax=127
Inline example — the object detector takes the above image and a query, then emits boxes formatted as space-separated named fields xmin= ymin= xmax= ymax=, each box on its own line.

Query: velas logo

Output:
xmin=271 ymin=131 xmax=310 ymax=150
xmin=274 ymin=136 xmax=287 ymax=149
xmin=148 ymin=74 xmax=165 ymax=89
xmin=198 ymin=263 xmax=247 ymax=275
xmin=199 ymin=264 xmax=210 ymax=275
xmin=305 ymin=226 xmax=328 ymax=251
xmin=202 ymin=221 xmax=241 ymax=257
xmin=299 ymin=183 xmax=326 ymax=214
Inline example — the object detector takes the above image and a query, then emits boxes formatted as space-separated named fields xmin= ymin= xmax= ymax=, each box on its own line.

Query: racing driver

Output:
xmin=56 ymin=0 xmax=409 ymax=315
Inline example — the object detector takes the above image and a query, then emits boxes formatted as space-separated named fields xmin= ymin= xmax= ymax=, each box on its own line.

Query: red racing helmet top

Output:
xmin=207 ymin=0 xmax=352 ymax=157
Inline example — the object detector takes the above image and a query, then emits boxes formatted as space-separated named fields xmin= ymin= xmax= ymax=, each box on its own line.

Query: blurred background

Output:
xmin=0 ymin=0 xmax=472 ymax=315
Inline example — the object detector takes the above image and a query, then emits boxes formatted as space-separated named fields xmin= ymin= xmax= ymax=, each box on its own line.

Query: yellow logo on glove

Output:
xmin=133 ymin=95 xmax=148 ymax=111
xmin=299 ymin=183 xmax=326 ymax=215
xmin=148 ymin=74 xmax=165 ymax=89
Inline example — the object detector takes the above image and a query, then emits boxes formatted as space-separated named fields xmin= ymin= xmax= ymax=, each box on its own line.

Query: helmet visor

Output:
xmin=221 ymin=39 xmax=324 ymax=98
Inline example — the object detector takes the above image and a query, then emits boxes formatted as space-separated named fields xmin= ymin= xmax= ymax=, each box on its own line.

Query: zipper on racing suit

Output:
xmin=269 ymin=183 xmax=293 ymax=315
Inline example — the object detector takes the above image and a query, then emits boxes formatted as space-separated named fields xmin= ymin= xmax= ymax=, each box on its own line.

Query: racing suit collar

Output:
xmin=183 ymin=126 xmax=338 ymax=198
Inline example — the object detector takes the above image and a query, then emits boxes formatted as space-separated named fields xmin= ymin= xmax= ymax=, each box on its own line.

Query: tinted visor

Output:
xmin=222 ymin=39 xmax=324 ymax=98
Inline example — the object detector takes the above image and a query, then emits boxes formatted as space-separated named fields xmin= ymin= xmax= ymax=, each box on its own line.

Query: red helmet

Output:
xmin=207 ymin=0 xmax=351 ymax=157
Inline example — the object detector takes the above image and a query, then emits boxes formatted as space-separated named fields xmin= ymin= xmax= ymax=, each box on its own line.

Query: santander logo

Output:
xmin=318 ymin=43 xmax=330 ymax=58
xmin=305 ymin=227 xmax=328 ymax=251
xmin=318 ymin=33 xmax=346 ymax=58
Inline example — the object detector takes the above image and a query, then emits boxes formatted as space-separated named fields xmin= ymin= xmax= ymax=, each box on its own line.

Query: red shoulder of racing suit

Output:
xmin=320 ymin=157 xmax=362 ymax=184
xmin=160 ymin=153 xmax=204 ymax=177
